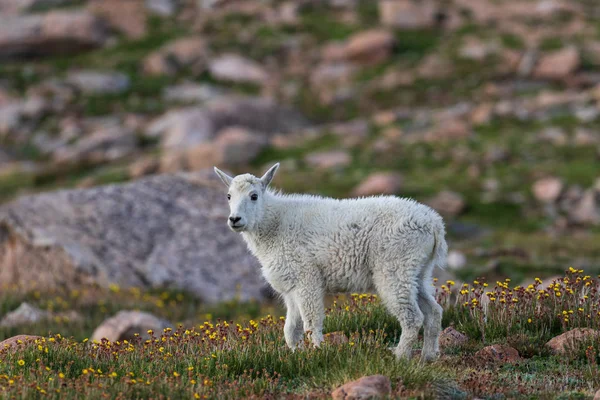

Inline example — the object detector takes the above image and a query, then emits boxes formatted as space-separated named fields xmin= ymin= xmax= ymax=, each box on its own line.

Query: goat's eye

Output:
xmin=227 ymin=194 xmax=231 ymax=200
xmin=250 ymin=194 xmax=258 ymax=201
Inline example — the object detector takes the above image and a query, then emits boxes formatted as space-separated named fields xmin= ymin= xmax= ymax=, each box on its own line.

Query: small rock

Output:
xmin=470 ymin=103 xmax=493 ymax=125
xmin=143 ymin=37 xmax=207 ymax=76
xmin=423 ymin=119 xmax=470 ymax=142
xmin=88 ymin=0 xmax=147 ymax=39
xmin=208 ymin=54 xmax=267 ymax=85
xmin=66 ymin=70 xmax=130 ymax=95
xmin=426 ymin=191 xmax=466 ymax=217
xmin=0 ymin=335 xmax=43 ymax=350
xmin=447 ymin=250 xmax=466 ymax=270
xmin=332 ymin=375 xmax=392 ymax=400
xmin=417 ymin=54 xmax=454 ymax=79
xmin=145 ymin=0 xmax=178 ymax=16
xmin=324 ymin=331 xmax=349 ymax=345
xmin=546 ymin=328 xmax=600 ymax=355
xmin=342 ymin=29 xmax=395 ymax=65
xmin=532 ymin=177 xmax=563 ymax=203
xmin=459 ymin=37 xmax=497 ymax=61
xmin=534 ymin=46 xmax=580 ymax=80
xmin=163 ymin=83 xmax=224 ymax=103
xmin=439 ymin=327 xmax=468 ymax=348
xmin=568 ymin=190 xmax=600 ymax=226
xmin=128 ymin=156 xmax=160 ymax=179
xmin=594 ymin=389 xmax=600 ymax=400
xmin=476 ymin=344 xmax=520 ymax=363
xmin=573 ymin=128 xmax=599 ymax=146
xmin=304 ymin=150 xmax=351 ymax=170
xmin=537 ymin=127 xmax=568 ymax=146
xmin=379 ymin=0 xmax=438 ymax=29
xmin=351 ymin=172 xmax=403 ymax=197
xmin=91 ymin=310 xmax=172 ymax=343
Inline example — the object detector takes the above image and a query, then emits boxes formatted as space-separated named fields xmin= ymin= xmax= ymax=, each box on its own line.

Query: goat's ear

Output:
xmin=213 ymin=167 xmax=233 ymax=187
xmin=260 ymin=163 xmax=280 ymax=188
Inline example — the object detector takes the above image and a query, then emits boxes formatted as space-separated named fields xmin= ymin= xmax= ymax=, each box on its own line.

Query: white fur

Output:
xmin=214 ymin=164 xmax=447 ymax=361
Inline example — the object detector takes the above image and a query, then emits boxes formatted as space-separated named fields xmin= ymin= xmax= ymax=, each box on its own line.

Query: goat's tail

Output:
xmin=431 ymin=219 xmax=448 ymax=270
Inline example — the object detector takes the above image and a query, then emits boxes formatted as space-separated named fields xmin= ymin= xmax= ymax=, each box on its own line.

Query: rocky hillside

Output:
xmin=1 ymin=0 xmax=600 ymax=295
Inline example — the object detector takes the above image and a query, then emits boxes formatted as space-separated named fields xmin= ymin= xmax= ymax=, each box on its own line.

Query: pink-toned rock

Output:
xmin=342 ymin=29 xmax=395 ymax=65
xmin=304 ymin=150 xmax=351 ymax=170
xmin=332 ymin=375 xmax=391 ymax=400
xmin=143 ymin=37 xmax=207 ymax=76
xmin=594 ymin=389 xmax=600 ymax=400
xmin=534 ymin=46 xmax=580 ymax=80
xmin=470 ymin=103 xmax=494 ymax=125
xmin=91 ymin=311 xmax=171 ymax=343
xmin=417 ymin=54 xmax=454 ymax=79
xmin=0 ymin=335 xmax=42 ymax=350
xmin=379 ymin=0 xmax=437 ymax=29
xmin=568 ymin=191 xmax=600 ymax=226
xmin=439 ymin=327 xmax=468 ymax=348
xmin=88 ymin=0 xmax=147 ymax=39
xmin=208 ymin=54 xmax=267 ymax=85
xmin=351 ymin=172 xmax=403 ymax=197
xmin=476 ymin=344 xmax=520 ymax=363
xmin=426 ymin=191 xmax=465 ymax=217
xmin=532 ymin=177 xmax=563 ymax=203
xmin=546 ymin=328 xmax=600 ymax=355
xmin=423 ymin=119 xmax=471 ymax=142
xmin=324 ymin=331 xmax=349 ymax=345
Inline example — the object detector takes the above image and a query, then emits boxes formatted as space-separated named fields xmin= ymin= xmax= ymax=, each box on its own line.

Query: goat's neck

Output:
xmin=241 ymin=193 xmax=282 ymax=255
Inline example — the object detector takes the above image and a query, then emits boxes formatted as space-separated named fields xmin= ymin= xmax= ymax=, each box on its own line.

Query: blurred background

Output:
xmin=0 ymin=0 xmax=600 ymax=339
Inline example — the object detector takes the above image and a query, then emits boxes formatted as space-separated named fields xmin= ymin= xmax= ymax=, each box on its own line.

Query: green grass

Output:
xmin=2 ymin=270 xmax=600 ymax=398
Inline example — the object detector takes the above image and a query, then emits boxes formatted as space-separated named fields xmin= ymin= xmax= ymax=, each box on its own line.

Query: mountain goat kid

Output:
xmin=213 ymin=163 xmax=447 ymax=361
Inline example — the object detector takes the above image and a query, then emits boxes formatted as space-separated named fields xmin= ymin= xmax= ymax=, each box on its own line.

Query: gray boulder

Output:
xmin=0 ymin=170 xmax=266 ymax=303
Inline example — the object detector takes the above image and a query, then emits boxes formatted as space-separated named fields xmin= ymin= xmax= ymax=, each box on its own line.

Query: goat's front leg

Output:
xmin=283 ymin=294 xmax=304 ymax=350
xmin=294 ymin=285 xmax=325 ymax=348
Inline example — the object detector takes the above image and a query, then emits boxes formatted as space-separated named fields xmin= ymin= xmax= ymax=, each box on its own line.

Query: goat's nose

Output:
xmin=229 ymin=216 xmax=242 ymax=223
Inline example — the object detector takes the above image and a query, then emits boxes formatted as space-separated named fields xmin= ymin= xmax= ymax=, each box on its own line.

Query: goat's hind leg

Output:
xmin=374 ymin=267 xmax=424 ymax=360
xmin=417 ymin=283 xmax=442 ymax=362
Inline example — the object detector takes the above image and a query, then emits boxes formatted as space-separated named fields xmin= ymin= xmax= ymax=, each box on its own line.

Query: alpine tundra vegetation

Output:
xmin=214 ymin=163 xmax=448 ymax=361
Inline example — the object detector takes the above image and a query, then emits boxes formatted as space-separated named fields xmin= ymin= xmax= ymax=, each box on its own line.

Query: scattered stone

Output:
xmin=0 ymin=171 xmax=268 ymax=302
xmin=594 ymin=389 xmax=600 ymax=400
xmin=0 ymin=0 xmax=73 ymax=15
xmin=91 ymin=310 xmax=171 ymax=343
xmin=186 ymin=126 xmax=268 ymax=170
xmin=534 ymin=46 xmax=580 ymax=80
xmin=145 ymin=0 xmax=178 ymax=16
xmin=537 ymin=127 xmax=568 ymax=146
xmin=417 ymin=54 xmax=454 ymax=79
xmin=426 ymin=191 xmax=466 ymax=217
xmin=439 ymin=327 xmax=468 ymax=348
xmin=163 ymin=83 xmax=224 ymax=103
xmin=532 ymin=177 xmax=563 ymax=203
xmin=208 ymin=54 xmax=268 ymax=85
xmin=379 ymin=0 xmax=439 ymax=29
xmin=128 ymin=156 xmax=160 ymax=179
xmin=332 ymin=375 xmax=391 ymax=400
xmin=351 ymin=172 xmax=403 ymax=197
xmin=476 ymin=344 xmax=520 ymax=363
xmin=342 ymin=29 xmax=395 ymax=65
xmin=459 ymin=37 xmax=498 ymax=61
xmin=304 ymin=150 xmax=351 ymax=170
xmin=330 ymin=119 xmax=370 ymax=147
xmin=147 ymin=97 xmax=309 ymax=151
xmin=568 ymin=190 xmax=600 ymax=226
xmin=88 ymin=0 xmax=147 ymax=39
xmin=546 ymin=328 xmax=600 ymax=355
xmin=324 ymin=331 xmax=349 ymax=345
xmin=573 ymin=128 xmax=599 ymax=146
xmin=470 ymin=103 xmax=493 ymax=125
xmin=0 ymin=302 xmax=80 ymax=328
xmin=66 ymin=70 xmax=130 ymax=95
xmin=447 ymin=250 xmax=466 ymax=270
xmin=143 ymin=37 xmax=207 ymax=76
xmin=423 ymin=119 xmax=470 ymax=142
xmin=0 ymin=335 xmax=43 ymax=350
xmin=0 ymin=10 xmax=109 ymax=59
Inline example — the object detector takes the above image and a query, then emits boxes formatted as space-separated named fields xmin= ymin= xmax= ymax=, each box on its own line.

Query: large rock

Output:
xmin=0 ymin=335 xmax=43 ymax=350
xmin=88 ymin=0 xmax=147 ymax=39
xmin=0 ymin=10 xmax=108 ymax=59
xmin=146 ymin=97 xmax=310 ymax=150
xmin=0 ymin=302 xmax=80 ymax=328
xmin=91 ymin=310 xmax=171 ymax=342
xmin=332 ymin=375 xmax=392 ymax=400
xmin=0 ymin=171 xmax=268 ymax=303
xmin=546 ymin=328 xmax=600 ymax=355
